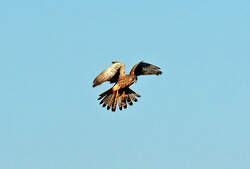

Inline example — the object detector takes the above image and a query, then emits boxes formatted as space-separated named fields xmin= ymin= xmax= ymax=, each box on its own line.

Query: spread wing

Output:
xmin=92 ymin=62 xmax=125 ymax=87
xmin=131 ymin=61 xmax=162 ymax=76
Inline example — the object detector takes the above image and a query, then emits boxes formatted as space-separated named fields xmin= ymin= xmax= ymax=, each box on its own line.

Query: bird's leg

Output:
xmin=112 ymin=90 xmax=119 ymax=112
xmin=121 ymin=91 xmax=127 ymax=109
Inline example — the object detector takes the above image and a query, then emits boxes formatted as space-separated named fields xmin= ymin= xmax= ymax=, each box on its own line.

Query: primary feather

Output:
xmin=92 ymin=62 xmax=125 ymax=87
xmin=133 ymin=61 xmax=162 ymax=76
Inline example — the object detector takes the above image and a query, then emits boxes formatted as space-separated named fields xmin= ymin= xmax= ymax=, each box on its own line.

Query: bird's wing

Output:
xmin=130 ymin=61 xmax=162 ymax=76
xmin=93 ymin=62 xmax=125 ymax=87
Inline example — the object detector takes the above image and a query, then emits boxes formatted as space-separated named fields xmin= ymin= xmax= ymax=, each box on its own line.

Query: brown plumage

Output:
xmin=93 ymin=61 xmax=162 ymax=111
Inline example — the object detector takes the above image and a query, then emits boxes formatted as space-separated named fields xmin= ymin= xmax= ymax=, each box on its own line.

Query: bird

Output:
xmin=92 ymin=61 xmax=162 ymax=111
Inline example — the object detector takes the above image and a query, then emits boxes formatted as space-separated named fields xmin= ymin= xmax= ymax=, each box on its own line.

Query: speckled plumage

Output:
xmin=93 ymin=61 xmax=162 ymax=111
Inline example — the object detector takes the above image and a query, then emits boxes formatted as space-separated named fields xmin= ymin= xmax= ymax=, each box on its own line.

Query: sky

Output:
xmin=1 ymin=0 xmax=250 ymax=169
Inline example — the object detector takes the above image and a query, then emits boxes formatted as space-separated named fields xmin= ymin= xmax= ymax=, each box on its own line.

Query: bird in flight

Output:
xmin=92 ymin=61 xmax=162 ymax=111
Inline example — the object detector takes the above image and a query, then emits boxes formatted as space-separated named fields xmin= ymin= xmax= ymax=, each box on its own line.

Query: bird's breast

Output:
xmin=115 ymin=76 xmax=135 ymax=89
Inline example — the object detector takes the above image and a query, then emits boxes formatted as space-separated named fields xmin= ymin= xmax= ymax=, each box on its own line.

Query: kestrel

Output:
xmin=93 ymin=61 xmax=162 ymax=111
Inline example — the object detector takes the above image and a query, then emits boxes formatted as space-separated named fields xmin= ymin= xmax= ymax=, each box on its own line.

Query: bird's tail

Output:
xmin=98 ymin=87 xmax=141 ymax=111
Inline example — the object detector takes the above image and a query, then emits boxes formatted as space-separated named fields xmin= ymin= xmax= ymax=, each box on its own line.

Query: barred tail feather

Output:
xmin=99 ymin=88 xmax=114 ymax=110
xmin=117 ymin=87 xmax=140 ymax=111
xmin=121 ymin=95 xmax=127 ymax=109
xmin=98 ymin=88 xmax=112 ymax=100
xmin=126 ymin=95 xmax=133 ymax=105
xmin=118 ymin=97 xmax=123 ymax=110
xmin=112 ymin=91 xmax=119 ymax=112
xmin=107 ymin=94 xmax=115 ymax=110
xmin=98 ymin=87 xmax=141 ymax=111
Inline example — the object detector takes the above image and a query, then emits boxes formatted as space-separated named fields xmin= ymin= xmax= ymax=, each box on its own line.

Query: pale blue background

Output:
xmin=1 ymin=0 xmax=250 ymax=169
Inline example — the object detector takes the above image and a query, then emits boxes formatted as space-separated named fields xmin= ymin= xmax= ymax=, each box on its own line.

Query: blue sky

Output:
xmin=1 ymin=0 xmax=250 ymax=169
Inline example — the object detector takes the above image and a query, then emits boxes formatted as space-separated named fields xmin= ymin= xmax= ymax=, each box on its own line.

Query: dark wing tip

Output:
xmin=156 ymin=70 xmax=162 ymax=75
xmin=92 ymin=79 xmax=97 ymax=87
xmin=134 ymin=61 xmax=162 ymax=76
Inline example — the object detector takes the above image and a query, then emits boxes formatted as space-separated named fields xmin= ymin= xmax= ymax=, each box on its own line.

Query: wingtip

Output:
xmin=157 ymin=70 xmax=162 ymax=75
xmin=92 ymin=79 xmax=96 ymax=87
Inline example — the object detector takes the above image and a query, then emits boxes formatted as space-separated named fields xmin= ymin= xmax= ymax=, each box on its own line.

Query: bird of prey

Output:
xmin=92 ymin=61 xmax=162 ymax=111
